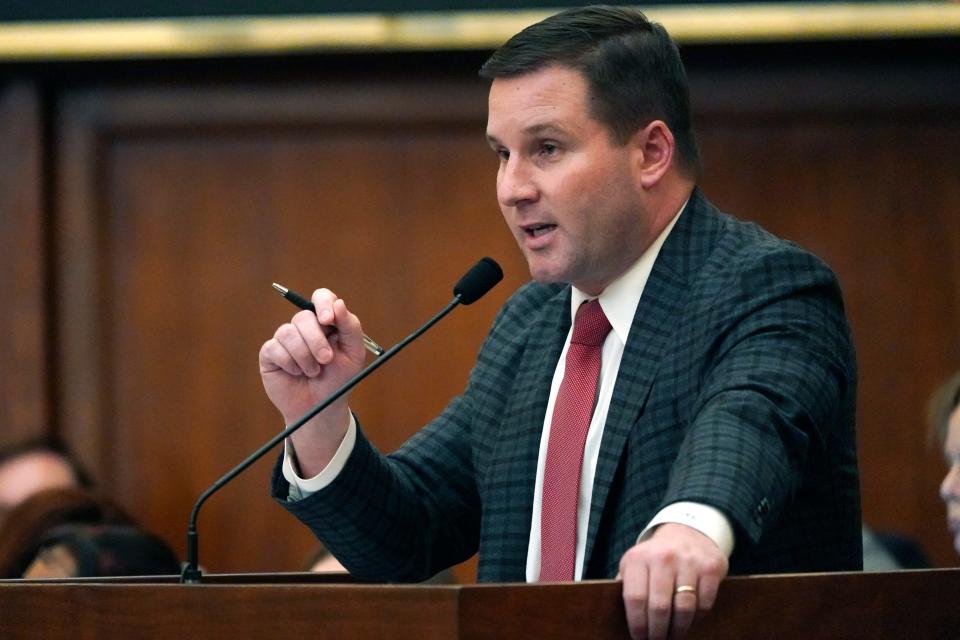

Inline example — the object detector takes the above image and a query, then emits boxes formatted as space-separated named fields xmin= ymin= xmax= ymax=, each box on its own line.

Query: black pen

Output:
xmin=271 ymin=283 xmax=385 ymax=357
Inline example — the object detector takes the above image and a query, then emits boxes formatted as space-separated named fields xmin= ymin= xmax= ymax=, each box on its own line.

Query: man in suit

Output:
xmin=260 ymin=6 xmax=860 ymax=639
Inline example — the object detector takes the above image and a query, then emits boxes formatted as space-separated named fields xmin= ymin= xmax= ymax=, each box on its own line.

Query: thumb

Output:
xmin=331 ymin=298 xmax=367 ymax=361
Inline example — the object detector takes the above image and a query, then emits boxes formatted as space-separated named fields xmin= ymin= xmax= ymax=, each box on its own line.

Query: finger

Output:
xmin=696 ymin=570 xmax=722 ymax=612
xmin=311 ymin=288 xmax=339 ymax=326
xmin=274 ymin=320 xmax=322 ymax=377
xmin=620 ymin=559 xmax=649 ymax=640
xmin=291 ymin=308 xmax=335 ymax=365
xmin=259 ymin=338 xmax=303 ymax=377
xmin=647 ymin=564 xmax=675 ymax=640
xmin=668 ymin=575 xmax=698 ymax=640
xmin=331 ymin=298 xmax=366 ymax=359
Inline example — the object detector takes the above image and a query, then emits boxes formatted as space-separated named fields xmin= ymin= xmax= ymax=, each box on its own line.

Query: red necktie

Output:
xmin=539 ymin=299 xmax=612 ymax=581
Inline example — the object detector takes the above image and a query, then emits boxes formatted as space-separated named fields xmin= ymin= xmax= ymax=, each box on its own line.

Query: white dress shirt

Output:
xmin=284 ymin=199 xmax=734 ymax=579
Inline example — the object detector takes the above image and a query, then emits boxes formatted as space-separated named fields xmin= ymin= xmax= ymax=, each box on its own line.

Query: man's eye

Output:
xmin=496 ymin=148 xmax=510 ymax=161
xmin=539 ymin=142 xmax=559 ymax=156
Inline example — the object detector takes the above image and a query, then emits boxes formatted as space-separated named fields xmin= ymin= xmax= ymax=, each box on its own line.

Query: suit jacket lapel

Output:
xmin=486 ymin=286 xmax=570 ymax=581
xmin=583 ymin=191 xmax=716 ymax=568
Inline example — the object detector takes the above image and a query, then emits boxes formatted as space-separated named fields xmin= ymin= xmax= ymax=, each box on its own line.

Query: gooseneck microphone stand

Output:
xmin=180 ymin=256 xmax=502 ymax=583
xmin=180 ymin=296 xmax=463 ymax=583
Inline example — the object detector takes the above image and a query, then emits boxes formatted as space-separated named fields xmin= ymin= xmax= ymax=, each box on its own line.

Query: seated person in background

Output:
xmin=21 ymin=523 xmax=181 ymax=579
xmin=305 ymin=542 xmax=457 ymax=583
xmin=0 ymin=488 xmax=132 ymax=578
xmin=304 ymin=541 xmax=347 ymax=573
xmin=0 ymin=438 xmax=92 ymax=526
xmin=931 ymin=370 xmax=960 ymax=555
xmin=861 ymin=524 xmax=929 ymax=571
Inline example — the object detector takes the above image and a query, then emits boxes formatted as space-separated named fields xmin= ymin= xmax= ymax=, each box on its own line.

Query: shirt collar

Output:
xmin=569 ymin=197 xmax=688 ymax=344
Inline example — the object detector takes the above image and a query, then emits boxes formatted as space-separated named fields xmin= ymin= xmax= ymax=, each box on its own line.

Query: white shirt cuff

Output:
xmin=282 ymin=414 xmax=357 ymax=501
xmin=638 ymin=501 xmax=735 ymax=557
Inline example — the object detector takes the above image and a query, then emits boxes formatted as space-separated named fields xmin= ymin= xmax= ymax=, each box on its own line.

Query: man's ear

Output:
xmin=630 ymin=120 xmax=675 ymax=189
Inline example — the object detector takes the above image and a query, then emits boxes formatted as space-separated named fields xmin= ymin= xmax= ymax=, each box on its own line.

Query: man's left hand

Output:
xmin=618 ymin=522 xmax=729 ymax=640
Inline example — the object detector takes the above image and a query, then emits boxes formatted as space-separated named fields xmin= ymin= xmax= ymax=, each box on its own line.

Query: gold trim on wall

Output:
xmin=0 ymin=3 xmax=957 ymax=61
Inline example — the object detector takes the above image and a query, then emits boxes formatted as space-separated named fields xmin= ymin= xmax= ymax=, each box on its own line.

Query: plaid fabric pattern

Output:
xmin=272 ymin=188 xmax=862 ymax=582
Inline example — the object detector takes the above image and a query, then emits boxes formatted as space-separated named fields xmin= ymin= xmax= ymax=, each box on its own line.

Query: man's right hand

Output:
xmin=258 ymin=288 xmax=368 ymax=476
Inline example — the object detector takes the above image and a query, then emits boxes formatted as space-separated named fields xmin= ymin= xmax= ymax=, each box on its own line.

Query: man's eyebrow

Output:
xmin=525 ymin=123 xmax=568 ymax=137
xmin=485 ymin=122 xmax=569 ymax=147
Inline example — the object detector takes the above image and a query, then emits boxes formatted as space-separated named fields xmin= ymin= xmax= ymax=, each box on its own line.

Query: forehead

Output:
xmin=0 ymin=451 xmax=76 ymax=504
xmin=486 ymin=65 xmax=597 ymax=135
xmin=0 ymin=450 xmax=70 ymax=474
xmin=946 ymin=407 xmax=960 ymax=451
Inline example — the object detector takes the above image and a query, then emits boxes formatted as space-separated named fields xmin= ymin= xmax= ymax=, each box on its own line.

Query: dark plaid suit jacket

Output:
xmin=272 ymin=189 xmax=862 ymax=581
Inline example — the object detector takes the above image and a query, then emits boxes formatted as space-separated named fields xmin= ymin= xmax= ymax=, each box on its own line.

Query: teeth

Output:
xmin=527 ymin=224 xmax=554 ymax=237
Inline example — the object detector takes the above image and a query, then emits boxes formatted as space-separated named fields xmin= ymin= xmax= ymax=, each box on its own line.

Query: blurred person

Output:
xmin=0 ymin=487 xmax=131 ymax=578
xmin=932 ymin=371 xmax=960 ymax=555
xmin=21 ymin=523 xmax=180 ymax=579
xmin=305 ymin=543 xmax=456 ymax=583
xmin=861 ymin=524 xmax=928 ymax=571
xmin=0 ymin=438 xmax=92 ymax=524
xmin=304 ymin=541 xmax=347 ymax=573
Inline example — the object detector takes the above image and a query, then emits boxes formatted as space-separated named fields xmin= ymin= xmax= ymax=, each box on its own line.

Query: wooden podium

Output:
xmin=1 ymin=569 xmax=958 ymax=639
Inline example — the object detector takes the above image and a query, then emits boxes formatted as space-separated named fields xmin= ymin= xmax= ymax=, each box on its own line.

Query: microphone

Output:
xmin=454 ymin=257 xmax=503 ymax=304
xmin=180 ymin=257 xmax=503 ymax=583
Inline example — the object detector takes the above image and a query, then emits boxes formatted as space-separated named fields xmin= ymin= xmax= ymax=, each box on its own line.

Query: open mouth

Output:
xmin=523 ymin=223 xmax=556 ymax=238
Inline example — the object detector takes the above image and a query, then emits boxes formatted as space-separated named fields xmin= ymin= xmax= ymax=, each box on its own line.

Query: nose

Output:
xmin=941 ymin=463 xmax=960 ymax=502
xmin=497 ymin=157 xmax=539 ymax=209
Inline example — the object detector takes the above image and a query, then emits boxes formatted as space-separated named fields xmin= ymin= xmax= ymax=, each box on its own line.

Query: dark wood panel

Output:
xmin=2 ymin=571 xmax=960 ymax=639
xmin=460 ymin=571 xmax=960 ymax=640
xmin=0 ymin=581 xmax=460 ymax=639
xmin=0 ymin=83 xmax=48 ymax=446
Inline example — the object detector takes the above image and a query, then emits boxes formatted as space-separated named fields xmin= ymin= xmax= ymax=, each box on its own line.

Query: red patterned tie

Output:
xmin=539 ymin=299 xmax=612 ymax=581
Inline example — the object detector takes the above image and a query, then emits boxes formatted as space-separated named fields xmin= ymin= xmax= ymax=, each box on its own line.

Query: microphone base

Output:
xmin=180 ymin=564 xmax=203 ymax=584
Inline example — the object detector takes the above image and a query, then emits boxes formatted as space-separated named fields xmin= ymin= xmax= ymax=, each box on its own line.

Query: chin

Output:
xmin=526 ymin=264 xmax=568 ymax=285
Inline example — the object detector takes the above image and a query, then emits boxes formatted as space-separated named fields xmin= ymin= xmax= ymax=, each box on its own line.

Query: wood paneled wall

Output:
xmin=1 ymin=40 xmax=959 ymax=577
xmin=0 ymin=83 xmax=48 ymax=444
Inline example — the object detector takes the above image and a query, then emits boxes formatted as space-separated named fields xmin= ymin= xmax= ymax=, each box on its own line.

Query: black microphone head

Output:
xmin=453 ymin=257 xmax=503 ymax=305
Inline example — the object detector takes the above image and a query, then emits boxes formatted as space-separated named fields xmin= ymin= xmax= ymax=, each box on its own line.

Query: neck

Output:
xmin=646 ymin=177 xmax=694 ymax=235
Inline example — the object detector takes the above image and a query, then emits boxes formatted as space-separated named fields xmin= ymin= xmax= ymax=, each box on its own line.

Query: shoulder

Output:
xmin=482 ymin=281 xmax=567 ymax=350
xmin=683 ymin=194 xmax=841 ymax=297
xmin=469 ymin=281 xmax=567 ymax=375
xmin=495 ymin=281 xmax=567 ymax=326
xmin=670 ymin=194 xmax=852 ymax=357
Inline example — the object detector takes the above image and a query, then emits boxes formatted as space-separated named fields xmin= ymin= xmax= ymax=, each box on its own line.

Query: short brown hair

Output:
xmin=480 ymin=5 xmax=701 ymax=179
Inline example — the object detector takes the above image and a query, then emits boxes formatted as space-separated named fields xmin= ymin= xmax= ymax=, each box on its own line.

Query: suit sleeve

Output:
xmin=271 ymin=393 xmax=481 ymax=581
xmin=659 ymin=244 xmax=856 ymax=547
xmin=269 ymin=289 xmax=532 ymax=582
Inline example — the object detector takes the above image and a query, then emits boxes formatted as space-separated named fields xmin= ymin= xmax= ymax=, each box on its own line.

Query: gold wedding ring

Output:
xmin=674 ymin=585 xmax=697 ymax=596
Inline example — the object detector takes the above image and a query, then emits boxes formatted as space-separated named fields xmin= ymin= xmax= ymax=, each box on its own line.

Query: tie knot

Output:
xmin=571 ymin=299 xmax=612 ymax=347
